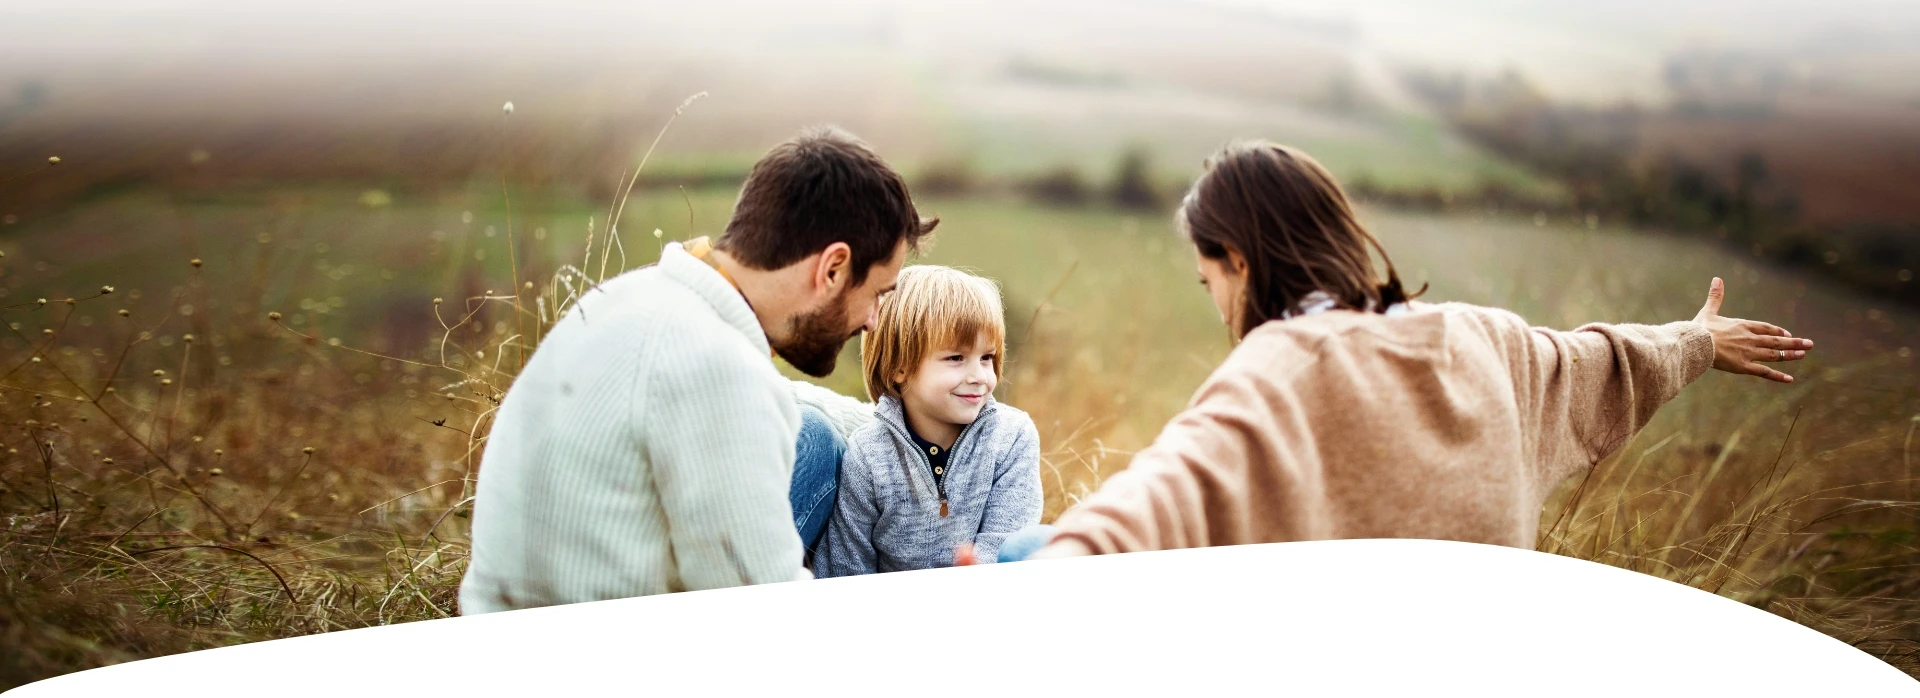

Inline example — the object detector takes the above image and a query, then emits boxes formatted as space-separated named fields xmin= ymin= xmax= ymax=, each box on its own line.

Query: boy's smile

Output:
xmin=896 ymin=332 xmax=999 ymax=449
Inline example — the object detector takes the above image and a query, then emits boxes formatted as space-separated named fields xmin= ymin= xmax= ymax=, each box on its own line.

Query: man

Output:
xmin=459 ymin=126 xmax=935 ymax=613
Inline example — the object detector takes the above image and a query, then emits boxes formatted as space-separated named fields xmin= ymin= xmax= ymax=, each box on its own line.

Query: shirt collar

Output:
xmin=1284 ymin=290 xmax=1412 ymax=319
xmin=660 ymin=238 xmax=775 ymax=360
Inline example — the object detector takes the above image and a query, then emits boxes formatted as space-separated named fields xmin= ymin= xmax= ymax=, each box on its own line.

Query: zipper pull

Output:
xmin=939 ymin=498 xmax=949 ymax=517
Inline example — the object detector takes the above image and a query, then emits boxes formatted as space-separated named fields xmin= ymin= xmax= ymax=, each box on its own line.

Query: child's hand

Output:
xmin=953 ymin=543 xmax=976 ymax=566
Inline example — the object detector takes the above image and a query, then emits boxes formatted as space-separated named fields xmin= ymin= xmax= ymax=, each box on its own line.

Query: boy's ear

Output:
xmin=891 ymin=369 xmax=907 ymax=386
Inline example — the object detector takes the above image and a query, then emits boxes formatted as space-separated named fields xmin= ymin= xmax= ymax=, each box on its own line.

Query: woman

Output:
xmin=1012 ymin=140 xmax=1813 ymax=560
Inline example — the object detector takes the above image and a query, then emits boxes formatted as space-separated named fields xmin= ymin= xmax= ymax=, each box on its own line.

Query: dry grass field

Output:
xmin=1 ymin=175 xmax=1915 ymax=687
xmin=3 ymin=0 xmax=1918 ymax=689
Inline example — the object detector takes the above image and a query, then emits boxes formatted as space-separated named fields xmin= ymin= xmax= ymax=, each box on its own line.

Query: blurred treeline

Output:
xmin=1385 ymin=65 xmax=1920 ymax=307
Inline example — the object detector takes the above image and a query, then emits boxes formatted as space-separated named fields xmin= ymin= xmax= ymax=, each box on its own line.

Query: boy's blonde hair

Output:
xmin=860 ymin=265 xmax=1007 ymax=402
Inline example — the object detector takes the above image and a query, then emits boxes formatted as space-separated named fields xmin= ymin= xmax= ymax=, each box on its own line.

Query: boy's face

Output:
xmin=896 ymin=332 xmax=998 ymax=429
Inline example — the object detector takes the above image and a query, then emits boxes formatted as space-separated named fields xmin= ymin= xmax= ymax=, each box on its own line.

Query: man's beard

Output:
xmin=774 ymin=290 xmax=858 ymax=378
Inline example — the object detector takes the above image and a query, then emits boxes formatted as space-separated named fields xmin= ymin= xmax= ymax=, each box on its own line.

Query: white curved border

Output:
xmin=11 ymin=540 xmax=1914 ymax=695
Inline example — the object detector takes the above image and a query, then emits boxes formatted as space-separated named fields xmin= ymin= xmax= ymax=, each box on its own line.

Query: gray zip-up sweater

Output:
xmin=815 ymin=394 xmax=1043 ymax=576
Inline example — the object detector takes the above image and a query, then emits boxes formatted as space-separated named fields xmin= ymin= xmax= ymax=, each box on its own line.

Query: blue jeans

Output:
xmin=996 ymin=524 xmax=1057 ymax=563
xmin=790 ymin=405 xmax=846 ymax=555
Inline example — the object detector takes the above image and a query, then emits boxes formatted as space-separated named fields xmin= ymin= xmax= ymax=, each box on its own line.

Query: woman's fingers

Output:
xmin=1752 ymin=347 xmax=1808 ymax=362
xmin=1746 ymin=361 xmax=1794 ymax=383
xmin=1699 ymin=277 xmax=1725 ymax=318
xmin=1752 ymin=335 xmax=1814 ymax=352
xmin=1740 ymin=320 xmax=1792 ymax=337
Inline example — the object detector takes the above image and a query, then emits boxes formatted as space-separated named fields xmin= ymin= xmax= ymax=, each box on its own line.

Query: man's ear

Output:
xmin=815 ymin=242 xmax=854 ymax=293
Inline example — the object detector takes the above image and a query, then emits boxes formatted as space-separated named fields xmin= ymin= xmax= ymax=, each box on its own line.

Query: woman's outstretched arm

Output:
xmin=1516 ymin=277 xmax=1812 ymax=484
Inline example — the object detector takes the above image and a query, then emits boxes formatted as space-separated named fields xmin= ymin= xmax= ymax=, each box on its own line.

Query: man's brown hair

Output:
xmin=716 ymin=126 xmax=938 ymax=287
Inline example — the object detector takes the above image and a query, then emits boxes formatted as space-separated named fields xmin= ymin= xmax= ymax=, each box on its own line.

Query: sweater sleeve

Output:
xmin=815 ymin=440 xmax=880 ymax=578
xmin=644 ymin=347 xmax=807 ymax=590
xmin=972 ymin=416 xmax=1044 ymax=563
xmin=1507 ymin=315 xmax=1716 ymax=485
xmin=1043 ymin=368 xmax=1279 ymax=556
xmin=789 ymin=380 xmax=875 ymax=442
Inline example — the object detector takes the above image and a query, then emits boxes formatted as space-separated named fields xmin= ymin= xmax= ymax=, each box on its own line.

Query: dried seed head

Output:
xmin=286 ymin=511 xmax=301 ymax=520
xmin=303 ymin=446 xmax=315 ymax=454
xmin=208 ymin=468 xmax=223 ymax=477
xmin=102 ymin=457 xmax=113 ymax=464
xmin=268 ymin=311 xmax=283 ymax=321
xmin=502 ymin=101 xmax=514 ymax=114
xmin=29 ymin=357 xmax=40 ymax=363
xmin=183 ymin=334 xmax=195 ymax=343
xmin=118 ymin=309 xmax=130 ymax=317
xmin=653 ymin=228 xmax=664 ymax=238
xmin=63 ymin=298 xmax=74 ymax=305
xmin=92 ymin=449 xmax=101 ymax=455
xmin=213 ymin=448 xmax=224 ymax=456
xmin=432 ymin=298 xmax=443 ymax=305
xmin=328 ymin=493 xmax=340 ymax=502
xmin=24 ymin=419 xmax=38 ymax=426
xmin=41 ymin=328 xmax=51 ymax=335
xmin=47 ymin=156 xmax=60 ymax=165
xmin=104 ymin=387 xmax=115 ymax=394
xmin=153 ymin=369 xmax=165 ymax=377
xmin=190 ymin=258 xmax=203 ymax=267
xmin=160 ymin=378 xmax=172 ymax=386
xmin=524 ymin=281 xmax=534 ymax=290
xmin=35 ymin=298 xmax=46 ymax=305
xmin=5 ymin=448 xmax=14 ymax=455
xmin=99 ymin=285 xmax=113 ymax=294
xmin=192 ymin=435 xmax=203 ymax=443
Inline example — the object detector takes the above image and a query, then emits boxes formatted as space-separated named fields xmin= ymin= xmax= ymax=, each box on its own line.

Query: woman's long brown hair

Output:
xmin=1177 ymin=140 xmax=1424 ymax=338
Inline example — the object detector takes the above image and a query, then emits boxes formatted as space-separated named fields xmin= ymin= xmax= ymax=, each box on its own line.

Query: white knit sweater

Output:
xmin=459 ymin=242 xmax=872 ymax=614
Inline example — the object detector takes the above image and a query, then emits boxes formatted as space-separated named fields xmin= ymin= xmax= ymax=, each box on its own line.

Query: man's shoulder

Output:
xmin=595 ymin=273 xmax=761 ymax=361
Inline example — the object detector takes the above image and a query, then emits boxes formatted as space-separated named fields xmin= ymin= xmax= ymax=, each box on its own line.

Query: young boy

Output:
xmin=814 ymin=265 xmax=1043 ymax=576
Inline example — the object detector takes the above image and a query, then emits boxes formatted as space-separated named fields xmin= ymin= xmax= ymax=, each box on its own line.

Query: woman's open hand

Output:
xmin=1695 ymin=277 xmax=1813 ymax=383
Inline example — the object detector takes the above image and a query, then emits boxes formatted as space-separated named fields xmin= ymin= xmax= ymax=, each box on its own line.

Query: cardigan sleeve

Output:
xmin=815 ymin=441 xmax=880 ymax=577
xmin=1043 ymin=361 xmax=1287 ymax=555
xmin=973 ymin=414 xmax=1044 ymax=563
xmin=789 ymin=380 xmax=875 ymax=442
xmin=1506 ymin=314 xmax=1715 ymax=485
